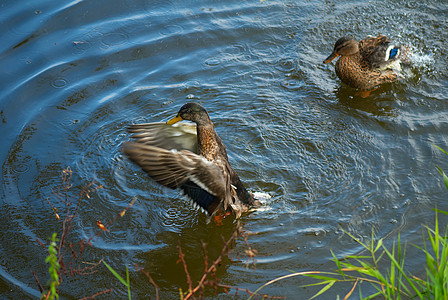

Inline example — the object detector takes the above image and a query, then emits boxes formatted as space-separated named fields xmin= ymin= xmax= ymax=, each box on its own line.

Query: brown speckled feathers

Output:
xmin=324 ymin=35 xmax=410 ymax=91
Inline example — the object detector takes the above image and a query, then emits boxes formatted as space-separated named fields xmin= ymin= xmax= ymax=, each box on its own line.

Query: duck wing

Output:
xmin=123 ymin=142 xmax=226 ymax=216
xmin=127 ymin=122 xmax=198 ymax=153
xmin=359 ymin=35 xmax=404 ymax=70
xmin=359 ymin=35 xmax=390 ymax=57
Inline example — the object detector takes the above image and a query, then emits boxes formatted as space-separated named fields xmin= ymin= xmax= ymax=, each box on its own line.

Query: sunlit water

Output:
xmin=1 ymin=0 xmax=447 ymax=298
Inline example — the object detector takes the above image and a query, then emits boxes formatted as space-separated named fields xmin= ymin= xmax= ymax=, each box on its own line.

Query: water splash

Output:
xmin=409 ymin=50 xmax=434 ymax=68
xmin=395 ymin=48 xmax=435 ymax=79
xmin=252 ymin=192 xmax=273 ymax=212
xmin=253 ymin=191 xmax=272 ymax=202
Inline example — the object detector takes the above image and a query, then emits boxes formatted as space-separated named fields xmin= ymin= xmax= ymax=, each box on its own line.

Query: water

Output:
xmin=1 ymin=0 xmax=447 ymax=298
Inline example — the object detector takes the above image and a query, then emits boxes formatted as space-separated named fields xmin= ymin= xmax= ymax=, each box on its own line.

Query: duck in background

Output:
xmin=123 ymin=102 xmax=260 ymax=222
xmin=324 ymin=35 xmax=410 ymax=96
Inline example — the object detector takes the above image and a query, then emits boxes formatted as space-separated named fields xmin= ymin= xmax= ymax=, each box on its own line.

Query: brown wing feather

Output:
xmin=127 ymin=122 xmax=198 ymax=153
xmin=122 ymin=142 xmax=227 ymax=197
xmin=359 ymin=35 xmax=390 ymax=58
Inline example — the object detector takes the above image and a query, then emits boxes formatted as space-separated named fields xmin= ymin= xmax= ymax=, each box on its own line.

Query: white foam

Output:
xmin=253 ymin=192 xmax=272 ymax=203
xmin=409 ymin=52 xmax=435 ymax=68
xmin=253 ymin=191 xmax=271 ymax=199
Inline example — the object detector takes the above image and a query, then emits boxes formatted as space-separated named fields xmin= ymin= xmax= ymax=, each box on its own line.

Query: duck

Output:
xmin=323 ymin=35 xmax=410 ymax=92
xmin=122 ymin=102 xmax=259 ymax=220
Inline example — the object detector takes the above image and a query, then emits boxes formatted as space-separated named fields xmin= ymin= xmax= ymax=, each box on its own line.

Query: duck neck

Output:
xmin=197 ymin=123 xmax=219 ymax=161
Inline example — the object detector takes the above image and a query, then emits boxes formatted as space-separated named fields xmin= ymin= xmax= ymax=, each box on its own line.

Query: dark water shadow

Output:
xmin=135 ymin=218 xmax=246 ymax=297
xmin=334 ymin=84 xmax=399 ymax=118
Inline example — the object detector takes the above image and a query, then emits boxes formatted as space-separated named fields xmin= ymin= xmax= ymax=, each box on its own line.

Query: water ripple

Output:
xmin=101 ymin=32 xmax=128 ymax=46
xmin=50 ymin=78 xmax=68 ymax=88
xmin=204 ymin=57 xmax=222 ymax=66
xmin=159 ymin=24 xmax=183 ymax=36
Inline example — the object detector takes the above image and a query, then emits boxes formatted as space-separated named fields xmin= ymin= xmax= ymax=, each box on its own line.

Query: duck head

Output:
xmin=323 ymin=36 xmax=359 ymax=64
xmin=167 ymin=102 xmax=211 ymax=126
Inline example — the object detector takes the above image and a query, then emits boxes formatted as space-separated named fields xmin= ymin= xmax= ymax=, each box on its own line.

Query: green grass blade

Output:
xmin=304 ymin=274 xmax=339 ymax=282
xmin=382 ymin=245 xmax=422 ymax=298
xmin=302 ymin=281 xmax=339 ymax=288
xmin=433 ymin=144 xmax=448 ymax=156
xmin=126 ymin=266 xmax=131 ymax=300
xmin=309 ymin=281 xmax=335 ymax=300
xmin=363 ymin=291 xmax=383 ymax=300
xmin=374 ymin=238 xmax=383 ymax=253
xmin=433 ymin=208 xmax=448 ymax=216
xmin=343 ymin=230 xmax=369 ymax=249
xmin=103 ymin=261 xmax=129 ymax=287
xmin=436 ymin=166 xmax=448 ymax=191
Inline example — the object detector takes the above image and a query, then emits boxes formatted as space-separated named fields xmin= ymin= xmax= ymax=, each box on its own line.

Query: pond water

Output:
xmin=1 ymin=0 xmax=447 ymax=298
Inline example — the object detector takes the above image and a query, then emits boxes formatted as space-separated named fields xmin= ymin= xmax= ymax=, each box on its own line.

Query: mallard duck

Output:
xmin=123 ymin=102 xmax=259 ymax=220
xmin=323 ymin=35 xmax=409 ymax=91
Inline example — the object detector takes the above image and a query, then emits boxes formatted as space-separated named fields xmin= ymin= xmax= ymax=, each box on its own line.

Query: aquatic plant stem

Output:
xmin=135 ymin=264 xmax=159 ymax=299
xmin=248 ymin=272 xmax=320 ymax=300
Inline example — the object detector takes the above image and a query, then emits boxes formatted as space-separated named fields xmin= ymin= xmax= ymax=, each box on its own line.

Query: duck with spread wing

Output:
xmin=123 ymin=102 xmax=260 ymax=220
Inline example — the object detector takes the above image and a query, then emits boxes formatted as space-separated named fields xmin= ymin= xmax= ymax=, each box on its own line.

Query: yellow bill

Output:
xmin=167 ymin=115 xmax=183 ymax=125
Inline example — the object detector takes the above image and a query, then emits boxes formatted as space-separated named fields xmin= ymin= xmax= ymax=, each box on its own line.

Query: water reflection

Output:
xmin=138 ymin=222 xmax=238 ymax=292
xmin=335 ymin=84 xmax=399 ymax=117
